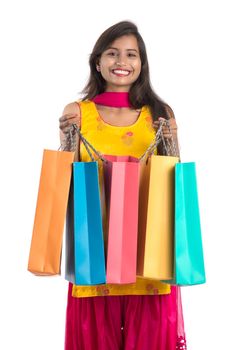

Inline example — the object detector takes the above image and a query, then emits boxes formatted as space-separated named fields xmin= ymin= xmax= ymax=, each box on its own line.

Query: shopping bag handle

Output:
xmin=139 ymin=118 xmax=180 ymax=161
xmin=58 ymin=124 xmax=95 ymax=161
xmin=58 ymin=126 xmax=77 ymax=152
xmin=60 ymin=119 xmax=180 ymax=162
xmin=72 ymin=124 xmax=108 ymax=163
xmin=161 ymin=121 xmax=181 ymax=162
xmin=58 ymin=124 xmax=107 ymax=162
xmin=138 ymin=120 xmax=165 ymax=161
xmin=162 ymin=120 xmax=178 ymax=157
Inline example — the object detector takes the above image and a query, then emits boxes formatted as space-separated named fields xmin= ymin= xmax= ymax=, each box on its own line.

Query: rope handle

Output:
xmin=138 ymin=119 xmax=165 ymax=161
xmin=160 ymin=119 xmax=181 ymax=161
xmin=58 ymin=127 xmax=76 ymax=152
xmin=72 ymin=124 xmax=108 ymax=163
xmin=59 ymin=118 xmax=180 ymax=162
xmin=59 ymin=124 xmax=108 ymax=162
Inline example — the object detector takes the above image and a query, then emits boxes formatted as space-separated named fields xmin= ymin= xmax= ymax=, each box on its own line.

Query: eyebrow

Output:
xmin=106 ymin=47 xmax=138 ymax=53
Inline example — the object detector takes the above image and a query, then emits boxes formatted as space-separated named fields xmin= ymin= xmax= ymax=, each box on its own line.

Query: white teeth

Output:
xmin=113 ymin=70 xmax=130 ymax=75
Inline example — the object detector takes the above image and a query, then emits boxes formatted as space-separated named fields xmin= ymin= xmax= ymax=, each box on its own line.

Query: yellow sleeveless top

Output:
xmin=72 ymin=100 xmax=171 ymax=298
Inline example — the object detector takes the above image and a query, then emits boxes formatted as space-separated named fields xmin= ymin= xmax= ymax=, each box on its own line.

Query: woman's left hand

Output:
xmin=153 ymin=117 xmax=178 ymax=139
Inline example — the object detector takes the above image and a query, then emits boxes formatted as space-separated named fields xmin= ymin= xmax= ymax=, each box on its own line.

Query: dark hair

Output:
xmin=80 ymin=20 xmax=174 ymax=123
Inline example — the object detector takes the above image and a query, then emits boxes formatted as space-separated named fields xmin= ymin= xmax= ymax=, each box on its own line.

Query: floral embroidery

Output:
xmin=121 ymin=131 xmax=134 ymax=146
xmin=146 ymin=283 xmax=154 ymax=291
xmin=146 ymin=284 xmax=159 ymax=295
xmin=96 ymin=286 xmax=110 ymax=296
xmin=103 ymin=288 xmax=110 ymax=296
xmin=96 ymin=116 xmax=107 ymax=131
xmin=146 ymin=283 xmax=154 ymax=293
xmin=145 ymin=115 xmax=154 ymax=132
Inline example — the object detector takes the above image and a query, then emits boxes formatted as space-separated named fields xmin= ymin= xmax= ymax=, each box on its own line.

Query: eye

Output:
xmin=128 ymin=53 xmax=136 ymax=57
xmin=107 ymin=52 xmax=116 ymax=56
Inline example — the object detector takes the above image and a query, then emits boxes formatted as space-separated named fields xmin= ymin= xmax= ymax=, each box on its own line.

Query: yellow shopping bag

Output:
xmin=139 ymin=154 xmax=179 ymax=280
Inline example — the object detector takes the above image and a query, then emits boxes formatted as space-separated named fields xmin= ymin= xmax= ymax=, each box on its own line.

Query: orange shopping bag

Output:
xmin=28 ymin=149 xmax=75 ymax=275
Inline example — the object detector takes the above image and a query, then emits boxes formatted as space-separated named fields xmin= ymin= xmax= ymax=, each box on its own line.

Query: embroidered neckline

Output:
xmin=91 ymin=101 xmax=146 ymax=129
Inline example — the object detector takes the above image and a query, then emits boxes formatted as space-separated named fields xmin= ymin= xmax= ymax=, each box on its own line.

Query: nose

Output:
xmin=116 ymin=61 xmax=127 ymax=68
xmin=116 ymin=54 xmax=127 ymax=66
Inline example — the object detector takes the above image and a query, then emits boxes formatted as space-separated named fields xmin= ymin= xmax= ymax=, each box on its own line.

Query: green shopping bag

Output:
xmin=163 ymin=162 xmax=206 ymax=286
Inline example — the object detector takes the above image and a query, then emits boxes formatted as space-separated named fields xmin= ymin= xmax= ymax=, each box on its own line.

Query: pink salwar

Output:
xmin=65 ymin=283 xmax=187 ymax=350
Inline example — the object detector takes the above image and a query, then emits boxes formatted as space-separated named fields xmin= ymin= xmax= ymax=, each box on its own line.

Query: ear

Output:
xmin=96 ymin=60 xmax=100 ymax=71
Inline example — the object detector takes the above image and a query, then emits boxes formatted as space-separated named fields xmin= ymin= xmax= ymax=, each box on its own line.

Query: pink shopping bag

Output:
xmin=103 ymin=155 xmax=140 ymax=284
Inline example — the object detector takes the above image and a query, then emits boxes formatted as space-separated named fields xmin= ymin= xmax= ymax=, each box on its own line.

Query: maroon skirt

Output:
xmin=64 ymin=283 xmax=187 ymax=350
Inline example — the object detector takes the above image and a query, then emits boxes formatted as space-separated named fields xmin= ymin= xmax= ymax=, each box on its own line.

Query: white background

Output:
xmin=0 ymin=0 xmax=233 ymax=349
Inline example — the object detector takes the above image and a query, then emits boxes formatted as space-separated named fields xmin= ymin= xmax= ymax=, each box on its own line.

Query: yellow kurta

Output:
xmin=72 ymin=100 xmax=170 ymax=298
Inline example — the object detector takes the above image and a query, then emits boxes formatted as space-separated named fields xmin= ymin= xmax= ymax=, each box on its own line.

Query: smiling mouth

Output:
xmin=111 ymin=69 xmax=131 ymax=76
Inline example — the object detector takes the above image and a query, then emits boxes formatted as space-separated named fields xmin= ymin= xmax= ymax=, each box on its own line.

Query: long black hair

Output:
xmin=80 ymin=20 xmax=175 ymax=123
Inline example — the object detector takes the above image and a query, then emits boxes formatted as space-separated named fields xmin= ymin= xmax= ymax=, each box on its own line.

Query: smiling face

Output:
xmin=97 ymin=34 xmax=142 ymax=92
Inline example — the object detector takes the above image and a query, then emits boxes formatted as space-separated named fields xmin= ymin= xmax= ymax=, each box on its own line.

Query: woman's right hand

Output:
xmin=59 ymin=113 xmax=79 ymax=134
xmin=59 ymin=101 xmax=81 ymax=134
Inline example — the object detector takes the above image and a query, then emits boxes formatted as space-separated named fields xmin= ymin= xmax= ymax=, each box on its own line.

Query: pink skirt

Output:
xmin=65 ymin=283 xmax=187 ymax=350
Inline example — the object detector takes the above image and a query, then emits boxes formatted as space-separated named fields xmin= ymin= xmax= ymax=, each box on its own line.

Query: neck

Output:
xmin=105 ymin=88 xmax=129 ymax=92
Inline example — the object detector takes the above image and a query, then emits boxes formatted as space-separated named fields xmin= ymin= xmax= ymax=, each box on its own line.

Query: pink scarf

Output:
xmin=91 ymin=91 xmax=131 ymax=108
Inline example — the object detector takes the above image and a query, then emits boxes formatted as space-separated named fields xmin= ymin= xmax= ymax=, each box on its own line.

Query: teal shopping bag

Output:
xmin=65 ymin=161 xmax=106 ymax=285
xmin=163 ymin=162 xmax=206 ymax=286
xmin=64 ymin=125 xmax=106 ymax=285
xmin=74 ymin=161 xmax=106 ymax=285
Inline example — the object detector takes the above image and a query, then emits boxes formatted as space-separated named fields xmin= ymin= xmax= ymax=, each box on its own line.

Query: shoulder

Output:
xmin=62 ymin=100 xmax=81 ymax=116
xmin=144 ymin=104 xmax=175 ymax=120
xmin=164 ymin=104 xmax=175 ymax=119
xmin=63 ymin=99 xmax=93 ymax=114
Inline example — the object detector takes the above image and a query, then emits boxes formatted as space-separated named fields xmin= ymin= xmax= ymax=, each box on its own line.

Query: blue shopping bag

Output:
xmin=163 ymin=162 xmax=206 ymax=286
xmin=65 ymin=161 xmax=106 ymax=285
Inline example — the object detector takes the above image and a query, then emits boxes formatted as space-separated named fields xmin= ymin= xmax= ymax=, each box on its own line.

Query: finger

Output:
xmin=59 ymin=113 xmax=78 ymax=122
xmin=61 ymin=127 xmax=75 ymax=135
xmin=154 ymin=120 xmax=166 ymax=126
xmin=60 ymin=120 xmax=73 ymax=129
xmin=162 ymin=126 xmax=173 ymax=131
xmin=162 ymin=134 xmax=173 ymax=139
xmin=163 ymin=128 xmax=177 ymax=133
xmin=59 ymin=116 xmax=77 ymax=126
xmin=60 ymin=122 xmax=79 ymax=133
xmin=59 ymin=122 xmax=77 ymax=133
xmin=167 ymin=120 xmax=177 ymax=128
xmin=59 ymin=121 xmax=70 ymax=129
xmin=163 ymin=125 xmax=177 ymax=133
xmin=61 ymin=113 xmax=78 ymax=119
xmin=60 ymin=117 xmax=79 ymax=127
xmin=163 ymin=132 xmax=177 ymax=138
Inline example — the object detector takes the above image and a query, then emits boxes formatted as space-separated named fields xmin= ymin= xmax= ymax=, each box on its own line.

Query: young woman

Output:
xmin=59 ymin=20 xmax=187 ymax=350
